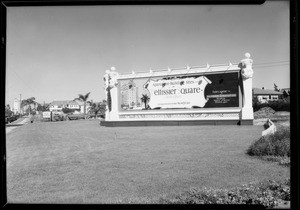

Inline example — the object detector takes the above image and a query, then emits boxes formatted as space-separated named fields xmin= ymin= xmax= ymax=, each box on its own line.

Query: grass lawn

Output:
xmin=6 ymin=120 xmax=290 ymax=203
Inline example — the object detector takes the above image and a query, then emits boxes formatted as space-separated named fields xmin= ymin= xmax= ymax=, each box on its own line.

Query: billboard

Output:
xmin=119 ymin=72 xmax=240 ymax=111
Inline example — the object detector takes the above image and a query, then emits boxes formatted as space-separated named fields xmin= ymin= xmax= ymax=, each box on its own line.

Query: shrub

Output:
xmin=278 ymin=158 xmax=290 ymax=167
xmin=253 ymin=99 xmax=290 ymax=112
xmin=260 ymin=156 xmax=290 ymax=167
xmin=268 ymin=100 xmax=290 ymax=112
xmin=253 ymin=98 xmax=268 ymax=112
xmin=117 ymin=179 xmax=290 ymax=208
xmin=247 ymin=127 xmax=290 ymax=157
xmin=162 ymin=179 xmax=290 ymax=208
xmin=62 ymin=107 xmax=75 ymax=114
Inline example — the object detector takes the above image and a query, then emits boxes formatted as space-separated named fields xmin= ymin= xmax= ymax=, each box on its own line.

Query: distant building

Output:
xmin=49 ymin=100 xmax=80 ymax=112
xmin=253 ymin=88 xmax=283 ymax=103
xmin=120 ymin=80 xmax=139 ymax=108
xmin=13 ymin=98 xmax=21 ymax=114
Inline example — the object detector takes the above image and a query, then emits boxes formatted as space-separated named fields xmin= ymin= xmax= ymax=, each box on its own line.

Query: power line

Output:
xmin=254 ymin=61 xmax=289 ymax=66
xmin=253 ymin=63 xmax=289 ymax=68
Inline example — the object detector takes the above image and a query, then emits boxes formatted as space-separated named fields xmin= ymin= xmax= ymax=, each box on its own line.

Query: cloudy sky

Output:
xmin=6 ymin=1 xmax=289 ymax=105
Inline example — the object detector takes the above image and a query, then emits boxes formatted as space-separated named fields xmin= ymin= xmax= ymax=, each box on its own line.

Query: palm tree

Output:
xmin=21 ymin=97 xmax=37 ymax=115
xmin=140 ymin=94 xmax=150 ymax=109
xmin=74 ymin=92 xmax=91 ymax=119
xmin=88 ymin=101 xmax=106 ymax=119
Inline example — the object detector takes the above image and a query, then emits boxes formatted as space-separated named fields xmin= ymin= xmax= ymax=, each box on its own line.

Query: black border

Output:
xmin=1 ymin=1 xmax=298 ymax=210
xmin=289 ymin=1 xmax=299 ymax=210
xmin=2 ymin=0 xmax=265 ymax=6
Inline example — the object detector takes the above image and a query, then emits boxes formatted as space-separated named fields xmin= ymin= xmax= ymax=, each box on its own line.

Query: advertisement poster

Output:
xmin=119 ymin=72 xmax=240 ymax=111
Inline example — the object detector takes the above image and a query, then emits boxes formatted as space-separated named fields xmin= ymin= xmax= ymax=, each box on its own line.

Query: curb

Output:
xmin=6 ymin=118 xmax=30 ymax=127
xmin=6 ymin=124 xmax=24 ymax=127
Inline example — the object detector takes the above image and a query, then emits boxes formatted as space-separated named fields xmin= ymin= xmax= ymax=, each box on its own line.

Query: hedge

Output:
xmin=253 ymin=99 xmax=290 ymax=112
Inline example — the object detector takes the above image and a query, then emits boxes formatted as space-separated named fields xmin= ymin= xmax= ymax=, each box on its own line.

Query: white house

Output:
xmin=49 ymin=100 xmax=80 ymax=112
xmin=253 ymin=88 xmax=283 ymax=103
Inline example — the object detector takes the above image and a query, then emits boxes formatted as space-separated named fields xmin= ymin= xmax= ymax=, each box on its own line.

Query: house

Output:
xmin=49 ymin=100 xmax=80 ymax=112
xmin=253 ymin=88 xmax=283 ymax=103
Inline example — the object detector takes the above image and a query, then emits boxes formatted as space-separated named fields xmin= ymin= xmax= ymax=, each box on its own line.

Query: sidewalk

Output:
xmin=6 ymin=117 xmax=30 ymax=134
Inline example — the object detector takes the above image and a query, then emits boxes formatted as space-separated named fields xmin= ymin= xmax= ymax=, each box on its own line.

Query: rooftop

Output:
xmin=253 ymin=88 xmax=283 ymax=95
xmin=280 ymin=88 xmax=290 ymax=92
xmin=50 ymin=100 xmax=79 ymax=106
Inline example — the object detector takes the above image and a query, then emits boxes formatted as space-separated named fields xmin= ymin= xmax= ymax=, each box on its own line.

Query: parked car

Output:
xmin=52 ymin=112 xmax=64 ymax=121
xmin=66 ymin=114 xmax=85 ymax=120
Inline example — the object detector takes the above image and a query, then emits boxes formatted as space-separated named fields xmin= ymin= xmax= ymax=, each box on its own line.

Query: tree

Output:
xmin=74 ymin=92 xmax=91 ymax=119
xmin=274 ymin=83 xmax=280 ymax=92
xmin=5 ymin=105 xmax=13 ymax=117
xmin=37 ymin=103 xmax=50 ymax=112
xmin=62 ymin=107 xmax=75 ymax=114
xmin=21 ymin=97 xmax=37 ymax=115
xmin=140 ymin=94 xmax=150 ymax=109
xmin=88 ymin=101 xmax=106 ymax=118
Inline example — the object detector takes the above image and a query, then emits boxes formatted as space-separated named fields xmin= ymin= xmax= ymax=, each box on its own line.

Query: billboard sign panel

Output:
xmin=144 ymin=76 xmax=211 ymax=109
xmin=119 ymin=72 xmax=240 ymax=111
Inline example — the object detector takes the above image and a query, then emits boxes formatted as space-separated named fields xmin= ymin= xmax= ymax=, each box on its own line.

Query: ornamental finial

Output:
xmin=241 ymin=52 xmax=253 ymax=80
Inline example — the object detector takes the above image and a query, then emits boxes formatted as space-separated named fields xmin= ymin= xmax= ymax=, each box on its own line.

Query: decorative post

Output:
xmin=104 ymin=67 xmax=119 ymax=121
xmin=104 ymin=69 xmax=110 ymax=120
xmin=240 ymin=53 xmax=254 ymax=124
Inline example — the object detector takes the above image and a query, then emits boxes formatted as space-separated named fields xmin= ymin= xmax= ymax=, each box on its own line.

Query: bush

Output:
xmin=268 ymin=100 xmax=290 ymax=112
xmin=247 ymin=127 xmax=290 ymax=157
xmin=62 ymin=107 xmax=75 ymax=114
xmin=253 ymin=98 xmax=268 ymax=112
xmin=253 ymin=99 xmax=290 ymax=112
xmin=260 ymin=156 xmax=290 ymax=167
xmin=159 ymin=179 xmax=290 ymax=208
xmin=117 ymin=179 xmax=290 ymax=208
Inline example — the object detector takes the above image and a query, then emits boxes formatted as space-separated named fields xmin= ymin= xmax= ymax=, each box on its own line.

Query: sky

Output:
xmin=5 ymin=1 xmax=290 ymax=106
